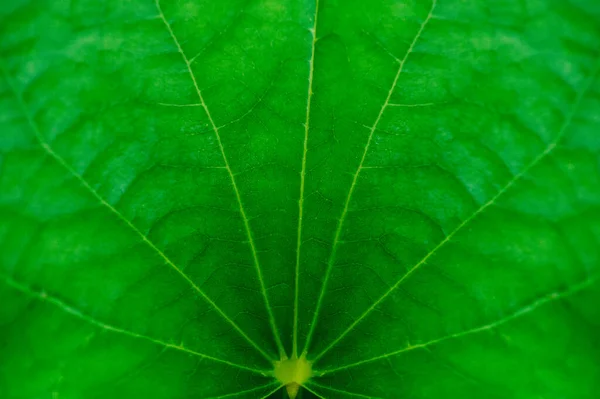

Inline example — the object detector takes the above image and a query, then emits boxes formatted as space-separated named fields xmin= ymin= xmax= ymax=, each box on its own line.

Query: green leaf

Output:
xmin=1 ymin=0 xmax=599 ymax=398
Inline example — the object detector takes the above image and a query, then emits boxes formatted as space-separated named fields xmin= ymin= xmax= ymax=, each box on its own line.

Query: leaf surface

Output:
xmin=1 ymin=0 xmax=600 ymax=398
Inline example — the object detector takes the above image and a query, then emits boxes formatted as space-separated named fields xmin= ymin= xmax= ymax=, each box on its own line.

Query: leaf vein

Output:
xmin=154 ymin=0 xmax=285 ymax=359
xmin=311 ymin=57 xmax=600 ymax=362
xmin=302 ymin=0 xmax=438 ymax=357
xmin=0 ymin=59 xmax=273 ymax=363
xmin=204 ymin=382 xmax=281 ymax=399
xmin=316 ymin=275 xmax=598 ymax=375
xmin=306 ymin=381 xmax=384 ymax=399
xmin=0 ymin=274 xmax=272 ymax=376
xmin=293 ymin=0 xmax=320 ymax=360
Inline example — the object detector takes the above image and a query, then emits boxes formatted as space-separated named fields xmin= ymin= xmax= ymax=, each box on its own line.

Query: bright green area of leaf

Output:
xmin=1 ymin=0 xmax=600 ymax=398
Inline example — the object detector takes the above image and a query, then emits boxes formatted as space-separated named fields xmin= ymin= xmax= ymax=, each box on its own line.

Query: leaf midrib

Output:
xmin=303 ymin=0 xmax=439 ymax=361
xmin=310 ymin=55 xmax=600 ymax=364
xmin=0 ymin=274 xmax=271 ymax=376
xmin=315 ymin=275 xmax=598 ymax=376
xmin=1 ymin=54 xmax=274 ymax=370
xmin=293 ymin=0 xmax=319 ymax=360
xmin=154 ymin=0 xmax=285 ymax=360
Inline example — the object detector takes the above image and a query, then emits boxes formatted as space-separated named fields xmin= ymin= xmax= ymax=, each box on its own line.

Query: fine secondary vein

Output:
xmin=311 ymin=57 xmax=600 ymax=363
xmin=204 ymin=382 xmax=280 ymax=399
xmin=293 ymin=0 xmax=320 ymax=360
xmin=387 ymin=102 xmax=439 ymax=107
xmin=306 ymin=382 xmax=384 ymax=399
xmin=1 ymin=274 xmax=271 ymax=376
xmin=258 ymin=384 xmax=285 ymax=399
xmin=0 ymin=63 xmax=273 ymax=363
xmin=302 ymin=0 xmax=438 ymax=357
xmin=154 ymin=0 xmax=285 ymax=359
xmin=302 ymin=384 xmax=328 ymax=399
xmin=316 ymin=276 xmax=598 ymax=375
xmin=157 ymin=102 xmax=203 ymax=107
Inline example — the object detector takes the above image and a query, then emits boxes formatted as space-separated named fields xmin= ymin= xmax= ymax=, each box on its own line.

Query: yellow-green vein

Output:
xmin=301 ymin=0 xmax=438 ymax=358
xmin=154 ymin=0 xmax=285 ymax=359
xmin=1 ymin=274 xmax=271 ymax=376
xmin=0 ymin=63 xmax=273 ymax=364
xmin=205 ymin=382 xmax=281 ymax=399
xmin=316 ymin=276 xmax=598 ymax=375
xmin=306 ymin=382 xmax=384 ymax=399
xmin=258 ymin=384 xmax=286 ymax=399
xmin=293 ymin=0 xmax=320 ymax=360
xmin=311 ymin=57 xmax=600 ymax=363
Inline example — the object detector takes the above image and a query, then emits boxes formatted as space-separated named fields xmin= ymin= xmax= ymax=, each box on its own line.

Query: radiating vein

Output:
xmin=306 ymin=382 xmax=384 ymax=399
xmin=205 ymin=382 xmax=280 ymax=399
xmin=316 ymin=276 xmax=598 ymax=375
xmin=258 ymin=384 xmax=285 ymax=399
xmin=311 ymin=58 xmax=600 ymax=362
xmin=154 ymin=0 xmax=285 ymax=359
xmin=0 ymin=63 xmax=274 ymax=363
xmin=0 ymin=274 xmax=271 ymax=376
xmin=157 ymin=102 xmax=203 ymax=107
xmin=387 ymin=102 xmax=439 ymax=107
xmin=302 ymin=0 xmax=438 ymax=357
xmin=302 ymin=384 xmax=328 ymax=399
xmin=293 ymin=0 xmax=320 ymax=360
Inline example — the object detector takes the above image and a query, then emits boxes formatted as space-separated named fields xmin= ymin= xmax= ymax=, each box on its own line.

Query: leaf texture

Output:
xmin=1 ymin=0 xmax=599 ymax=398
